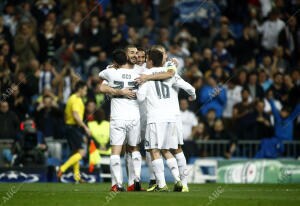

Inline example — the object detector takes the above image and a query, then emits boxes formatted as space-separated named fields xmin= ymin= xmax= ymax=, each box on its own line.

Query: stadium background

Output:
xmin=0 ymin=0 xmax=300 ymax=185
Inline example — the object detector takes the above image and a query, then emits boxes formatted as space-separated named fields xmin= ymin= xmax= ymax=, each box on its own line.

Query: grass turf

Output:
xmin=0 ymin=183 xmax=299 ymax=206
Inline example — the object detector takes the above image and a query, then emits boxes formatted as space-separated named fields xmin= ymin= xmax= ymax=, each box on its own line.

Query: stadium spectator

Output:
xmin=86 ymin=15 xmax=108 ymax=58
xmin=268 ymin=72 xmax=288 ymax=103
xmin=87 ymin=109 xmax=111 ymax=155
xmin=257 ymin=8 xmax=285 ymax=54
xmin=233 ymin=88 xmax=254 ymax=139
xmin=34 ymin=94 xmax=63 ymax=139
xmin=199 ymin=75 xmax=227 ymax=118
xmin=14 ymin=23 xmax=39 ymax=70
xmin=268 ymin=98 xmax=300 ymax=140
xmin=223 ymin=80 xmax=242 ymax=130
xmin=37 ymin=20 xmax=61 ymax=63
xmin=84 ymin=100 xmax=97 ymax=122
xmin=180 ymin=99 xmax=198 ymax=141
xmin=7 ymin=83 xmax=29 ymax=121
xmin=245 ymin=71 xmax=265 ymax=100
xmin=0 ymin=101 xmax=19 ymax=140
xmin=38 ymin=60 xmax=59 ymax=94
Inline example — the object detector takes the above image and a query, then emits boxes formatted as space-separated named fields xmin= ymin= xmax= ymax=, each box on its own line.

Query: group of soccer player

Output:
xmin=98 ymin=45 xmax=196 ymax=192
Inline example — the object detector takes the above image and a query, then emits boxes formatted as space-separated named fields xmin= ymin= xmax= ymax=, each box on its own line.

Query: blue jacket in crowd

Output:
xmin=269 ymin=100 xmax=300 ymax=140
xmin=199 ymin=85 xmax=227 ymax=118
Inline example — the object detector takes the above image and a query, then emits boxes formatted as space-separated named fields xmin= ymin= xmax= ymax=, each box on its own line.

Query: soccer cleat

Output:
xmin=148 ymin=179 xmax=156 ymax=189
xmin=75 ymin=179 xmax=86 ymax=184
xmin=154 ymin=185 xmax=169 ymax=192
xmin=127 ymin=181 xmax=145 ymax=191
xmin=147 ymin=184 xmax=157 ymax=192
xmin=111 ymin=184 xmax=126 ymax=192
xmin=135 ymin=180 xmax=146 ymax=191
xmin=127 ymin=184 xmax=135 ymax=192
xmin=182 ymin=186 xmax=189 ymax=192
xmin=173 ymin=181 xmax=183 ymax=192
xmin=56 ymin=167 xmax=63 ymax=182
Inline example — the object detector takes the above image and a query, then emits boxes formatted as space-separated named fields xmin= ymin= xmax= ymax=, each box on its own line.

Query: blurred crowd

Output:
xmin=0 ymin=0 xmax=300 ymax=162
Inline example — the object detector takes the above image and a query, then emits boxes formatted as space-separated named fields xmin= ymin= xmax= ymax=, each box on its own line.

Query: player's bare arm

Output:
xmin=135 ymin=69 xmax=175 ymax=84
xmin=99 ymin=82 xmax=136 ymax=99
xmin=72 ymin=111 xmax=91 ymax=136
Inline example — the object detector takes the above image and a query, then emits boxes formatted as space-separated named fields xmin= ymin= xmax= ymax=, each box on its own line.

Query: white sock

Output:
xmin=166 ymin=157 xmax=180 ymax=182
xmin=175 ymin=152 xmax=188 ymax=187
xmin=110 ymin=155 xmax=122 ymax=186
xmin=152 ymin=159 xmax=166 ymax=188
xmin=146 ymin=151 xmax=155 ymax=180
xmin=125 ymin=153 xmax=134 ymax=186
xmin=132 ymin=151 xmax=142 ymax=181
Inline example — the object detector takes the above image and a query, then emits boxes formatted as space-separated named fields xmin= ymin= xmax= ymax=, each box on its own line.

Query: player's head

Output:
xmin=146 ymin=49 xmax=163 ymax=68
xmin=151 ymin=45 xmax=167 ymax=64
xmin=125 ymin=45 xmax=137 ymax=65
xmin=137 ymin=47 xmax=146 ymax=66
xmin=74 ymin=80 xmax=87 ymax=97
xmin=112 ymin=49 xmax=127 ymax=66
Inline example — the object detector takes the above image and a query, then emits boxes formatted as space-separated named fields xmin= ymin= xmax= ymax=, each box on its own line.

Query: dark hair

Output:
xmin=74 ymin=81 xmax=87 ymax=92
xmin=124 ymin=45 xmax=136 ymax=52
xmin=273 ymin=72 xmax=283 ymax=78
xmin=137 ymin=47 xmax=145 ymax=52
xmin=281 ymin=106 xmax=292 ymax=113
xmin=112 ymin=49 xmax=127 ymax=66
xmin=94 ymin=109 xmax=106 ymax=124
xmin=241 ymin=87 xmax=250 ymax=93
xmin=148 ymin=49 xmax=163 ymax=67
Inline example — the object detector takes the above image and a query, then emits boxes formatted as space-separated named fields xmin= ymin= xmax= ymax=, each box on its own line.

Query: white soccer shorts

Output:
xmin=110 ymin=119 xmax=141 ymax=146
xmin=144 ymin=122 xmax=178 ymax=150
xmin=176 ymin=117 xmax=184 ymax=145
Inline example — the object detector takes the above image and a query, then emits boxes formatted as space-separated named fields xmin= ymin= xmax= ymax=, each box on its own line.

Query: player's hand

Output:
xmin=83 ymin=125 xmax=91 ymax=137
xmin=135 ymin=74 xmax=148 ymax=85
xmin=120 ymin=88 xmax=136 ymax=99
xmin=189 ymin=95 xmax=196 ymax=101
xmin=171 ymin=58 xmax=179 ymax=67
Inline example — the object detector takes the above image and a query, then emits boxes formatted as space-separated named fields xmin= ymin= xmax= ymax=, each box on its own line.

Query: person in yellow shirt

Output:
xmin=88 ymin=109 xmax=111 ymax=156
xmin=57 ymin=81 xmax=91 ymax=183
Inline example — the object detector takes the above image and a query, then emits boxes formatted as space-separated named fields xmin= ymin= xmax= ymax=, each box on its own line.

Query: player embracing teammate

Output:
xmin=99 ymin=45 xmax=196 ymax=192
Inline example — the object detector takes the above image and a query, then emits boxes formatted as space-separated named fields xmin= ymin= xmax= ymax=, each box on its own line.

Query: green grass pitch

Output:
xmin=0 ymin=183 xmax=299 ymax=206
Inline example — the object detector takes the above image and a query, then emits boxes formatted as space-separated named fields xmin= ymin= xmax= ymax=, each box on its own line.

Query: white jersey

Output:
xmin=137 ymin=67 xmax=196 ymax=123
xmin=99 ymin=67 xmax=141 ymax=120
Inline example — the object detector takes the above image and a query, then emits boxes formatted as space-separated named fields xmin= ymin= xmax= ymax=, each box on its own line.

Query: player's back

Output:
xmin=138 ymin=67 xmax=177 ymax=123
xmin=99 ymin=68 xmax=140 ymax=120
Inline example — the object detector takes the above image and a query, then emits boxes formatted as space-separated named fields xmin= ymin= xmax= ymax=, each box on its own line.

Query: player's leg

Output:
xmin=146 ymin=151 xmax=156 ymax=187
xmin=110 ymin=145 xmax=124 ymax=191
xmin=146 ymin=123 xmax=168 ymax=192
xmin=173 ymin=146 xmax=189 ymax=192
xmin=149 ymin=149 xmax=168 ymax=191
xmin=161 ymin=122 xmax=182 ymax=191
xmin=161 ymin=150 xmax=182 ymax=192
xmin=109 ymin=120 xmax=126 ymax=191
xmin=127 ymin=120 xmax=143 ymax=191
xmin=58 ymin=126 xmax=86 ymax=182
xmin=174 ymin=118 xmax=189 ymax=192
xmin=141 ymin=119 xmax=156 ymax=188
xmin=124 ymin=146 xmax=134 ymax=188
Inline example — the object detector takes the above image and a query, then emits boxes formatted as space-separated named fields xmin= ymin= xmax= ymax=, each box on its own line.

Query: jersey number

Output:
xmin=155 ymin=81 xmax=170 ymax=99
xmin=113 ymin=81 xmax=138 ymax=90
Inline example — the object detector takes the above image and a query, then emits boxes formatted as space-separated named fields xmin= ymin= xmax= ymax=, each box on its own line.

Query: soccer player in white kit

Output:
xmin=140 ymin=45 xmax=193 ymax=192
xmin=137 ymin=49 xmax=195 ymax=192
xmin=99 ymin=49 xmax=142 ymax=191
